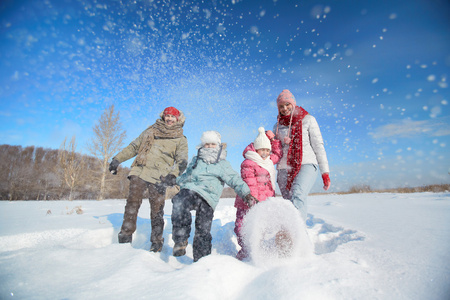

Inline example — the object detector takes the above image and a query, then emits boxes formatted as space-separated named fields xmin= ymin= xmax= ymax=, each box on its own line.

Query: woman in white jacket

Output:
xmin=273 ymin=89 xmax=331 ymax=221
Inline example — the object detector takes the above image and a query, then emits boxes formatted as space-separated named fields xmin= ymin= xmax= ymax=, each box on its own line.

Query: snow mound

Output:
xmin=241 ymin=198 xmax=313 ymax=266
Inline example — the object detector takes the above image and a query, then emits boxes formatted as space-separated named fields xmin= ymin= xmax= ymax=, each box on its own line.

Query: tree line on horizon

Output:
xmin=0 ymin=143 xmax=131 ymax=201
xmin=0 ymin=105 xmax=130 ymax=201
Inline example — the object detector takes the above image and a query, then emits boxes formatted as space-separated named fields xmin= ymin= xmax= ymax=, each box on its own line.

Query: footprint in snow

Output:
xmin=306 ymin=214 xmax=365 ymax=255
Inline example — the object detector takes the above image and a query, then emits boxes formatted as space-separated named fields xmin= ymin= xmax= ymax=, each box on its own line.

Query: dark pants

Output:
xmin=120 ymin=175 xmax=165 ymax=244
xmin=171 ymin=189 xmax=214 ymax=261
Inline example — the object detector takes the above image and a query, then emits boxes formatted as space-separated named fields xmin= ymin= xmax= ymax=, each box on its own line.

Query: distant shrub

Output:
xmin=66 ymin=206 xmax=84 ymax=215
xmin=348 ymin=185 xmax=372 ymax=194
xmin=332 ymin=184 xmax=450 ymax=195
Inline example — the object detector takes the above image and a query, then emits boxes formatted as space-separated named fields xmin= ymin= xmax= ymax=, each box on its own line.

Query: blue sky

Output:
xmin=1 ymin=0 xmax=449 ymax=192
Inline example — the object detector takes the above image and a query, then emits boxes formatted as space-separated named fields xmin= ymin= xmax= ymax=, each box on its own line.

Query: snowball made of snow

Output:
xmin=241 ymin=197 xmax=313 ymax=265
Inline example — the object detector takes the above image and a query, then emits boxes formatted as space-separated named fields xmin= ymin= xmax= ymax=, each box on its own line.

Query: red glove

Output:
xmin=266 ymin=130 xmax=275 ymax=140
xmin=322 ymin=173 xmax=331 ymax=191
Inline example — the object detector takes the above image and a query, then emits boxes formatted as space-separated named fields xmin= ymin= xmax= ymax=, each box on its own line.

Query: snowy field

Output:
xmin=0 ymin=192 xmax=449 ymax=300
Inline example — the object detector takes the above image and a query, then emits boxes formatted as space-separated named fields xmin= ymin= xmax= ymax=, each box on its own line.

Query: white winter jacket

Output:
xmin=273 ymin=114 xmax=330 ymax=174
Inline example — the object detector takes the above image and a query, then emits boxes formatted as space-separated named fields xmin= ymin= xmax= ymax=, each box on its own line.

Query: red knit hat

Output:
xmin=276 ymin=89 xmax=296 ymax=107
xmin=163 ymin=107 xmax=180 ymax=120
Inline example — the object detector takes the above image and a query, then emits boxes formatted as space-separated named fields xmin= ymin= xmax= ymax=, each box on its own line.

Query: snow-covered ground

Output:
xmin=0 ymin=192 xmax=449 ymax=300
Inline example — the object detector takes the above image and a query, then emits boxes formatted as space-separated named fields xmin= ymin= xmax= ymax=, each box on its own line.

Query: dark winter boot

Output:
xmin=118 ymin=231 xmax=132 ymax=244
xmin=236 ymin=248 xmax=249 ymax=261
xmin=150 ymin=238 xmax=164 ymax=252
xmin=173 ymin=240 xmax=188 ymax=257
xmin=149 ymin=220 xmax=164 ymax=252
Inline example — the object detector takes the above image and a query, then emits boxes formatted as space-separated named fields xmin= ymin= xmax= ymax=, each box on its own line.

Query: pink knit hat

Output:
xmin=276 ymin=89 xmax=296 ymax=107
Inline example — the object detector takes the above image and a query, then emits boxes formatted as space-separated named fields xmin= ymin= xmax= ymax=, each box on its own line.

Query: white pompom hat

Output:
xmin=200 ymin=130 xmax=221 ymax=146
xmin=253 ymin=127 xmax=271 ymax=150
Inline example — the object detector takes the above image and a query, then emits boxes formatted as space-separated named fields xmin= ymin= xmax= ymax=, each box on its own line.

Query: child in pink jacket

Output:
xmin=234 ymin=127 xmax=283 ymax=260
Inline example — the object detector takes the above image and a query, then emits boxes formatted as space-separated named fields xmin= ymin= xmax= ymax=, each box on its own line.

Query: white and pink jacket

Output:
xmin=234 ymin=139 xmax=283 ymax=210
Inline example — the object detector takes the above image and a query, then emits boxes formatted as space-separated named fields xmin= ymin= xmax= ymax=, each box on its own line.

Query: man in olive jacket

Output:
xmin=109 ymin=107 xmax=188 ymax=252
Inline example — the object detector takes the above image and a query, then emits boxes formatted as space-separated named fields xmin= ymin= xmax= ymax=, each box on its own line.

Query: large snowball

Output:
xmin=241 ymin=198 xmax=314 ymax=266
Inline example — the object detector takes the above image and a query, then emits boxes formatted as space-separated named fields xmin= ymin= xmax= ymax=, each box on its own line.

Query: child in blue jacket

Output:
xmin=171 ymin=130 xmax=257 ymax=262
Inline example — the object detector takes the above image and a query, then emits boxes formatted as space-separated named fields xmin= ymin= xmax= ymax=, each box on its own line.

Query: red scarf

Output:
xmin=277 ymin=106 xmax=308 ymax=191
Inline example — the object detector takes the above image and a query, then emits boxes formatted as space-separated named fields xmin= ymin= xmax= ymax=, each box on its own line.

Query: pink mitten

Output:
xmin=266 ymin=130 xmax=275 ymax=140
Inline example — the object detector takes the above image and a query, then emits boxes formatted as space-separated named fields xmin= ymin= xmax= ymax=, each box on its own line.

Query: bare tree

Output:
xmin=58 ymin=136 xmax=85 ymax=201
xmin=47 ymin=149 xmax=65 ymax=200
xmin=33 ymin=147 xmax=60 ymax=200
xmin=87 ymin=105 xmax=126 ymax=200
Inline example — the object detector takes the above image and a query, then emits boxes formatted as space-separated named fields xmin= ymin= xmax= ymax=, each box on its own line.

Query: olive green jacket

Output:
xmin=113 ymin=111 xmax=188 ymax=184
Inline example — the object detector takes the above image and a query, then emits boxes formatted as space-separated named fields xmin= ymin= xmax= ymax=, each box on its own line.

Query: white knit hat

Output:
xmin=253 ymin=127 xmax=271 ymax=150
xmin=200 ymin=131 xmax=221 ymax=146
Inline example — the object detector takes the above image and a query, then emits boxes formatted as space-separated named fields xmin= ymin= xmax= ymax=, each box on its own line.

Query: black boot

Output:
xmin=118 ymin=232 xmax=132 ymax=244
xmin=150 ymin=238 xmax=164 ymax=252
xmin=173 ymin=240 xmax=188 ymax=257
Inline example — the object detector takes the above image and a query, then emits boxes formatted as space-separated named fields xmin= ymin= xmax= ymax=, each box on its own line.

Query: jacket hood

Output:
xmin=218 ymin=143 xmax=228 ymax=161
xmin=242 ymin=142 xmax=256 ymax=158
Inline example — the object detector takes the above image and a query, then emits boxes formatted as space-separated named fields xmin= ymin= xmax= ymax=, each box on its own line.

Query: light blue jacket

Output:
xmin=176 ymin=148 xmax=251 ymax=210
